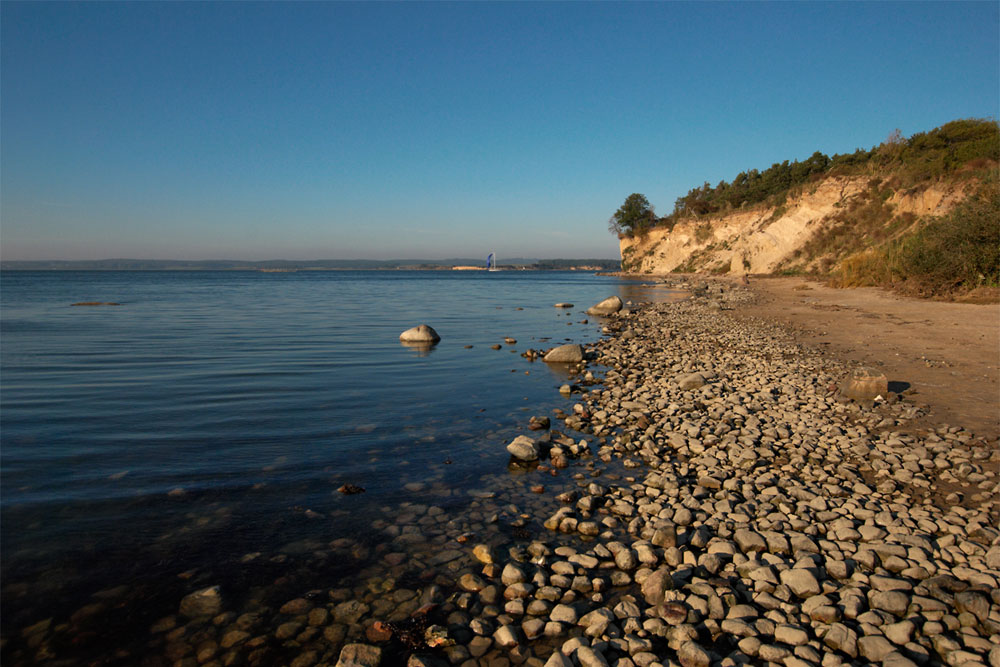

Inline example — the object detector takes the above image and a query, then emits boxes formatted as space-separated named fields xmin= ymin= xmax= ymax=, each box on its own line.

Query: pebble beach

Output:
xmin=9 ymin=279 xmax=999 ymax=667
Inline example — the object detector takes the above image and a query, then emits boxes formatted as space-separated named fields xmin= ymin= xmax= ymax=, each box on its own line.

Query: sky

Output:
xmin=2 ymin=2 xmax=998 ymax=261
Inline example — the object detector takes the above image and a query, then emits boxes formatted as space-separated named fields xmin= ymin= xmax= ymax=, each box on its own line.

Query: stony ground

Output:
xmin=11 ymin=284 xmax=999 ymax=667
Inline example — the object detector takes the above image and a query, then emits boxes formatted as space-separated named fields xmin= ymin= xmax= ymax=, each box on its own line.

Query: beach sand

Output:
xmin=742 ymin=277 xmax=999 ymax=441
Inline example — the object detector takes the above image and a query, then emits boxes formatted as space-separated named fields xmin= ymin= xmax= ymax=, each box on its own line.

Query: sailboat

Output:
xmin=486 ymin=252 xmax=499 ymax=272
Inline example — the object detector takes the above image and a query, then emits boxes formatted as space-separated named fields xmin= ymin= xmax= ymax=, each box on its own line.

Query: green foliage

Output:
xmin=609 ymin=193 xmax=656 ymax=236
xmin=673 ymin=151 xmax=831 ymax=217
xmin=656 ymin=118 xmax=998 ymax=227
xmin=834 ymin=185 xmax=1000 ymax=295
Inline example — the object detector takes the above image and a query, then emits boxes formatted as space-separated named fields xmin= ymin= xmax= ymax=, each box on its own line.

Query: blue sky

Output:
xmin=2 ymin=2 xmax=997 ymax=261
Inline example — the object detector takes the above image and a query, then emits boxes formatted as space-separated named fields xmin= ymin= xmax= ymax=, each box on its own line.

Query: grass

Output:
xmin=832 ymin=184 xmax=1000 ymax=297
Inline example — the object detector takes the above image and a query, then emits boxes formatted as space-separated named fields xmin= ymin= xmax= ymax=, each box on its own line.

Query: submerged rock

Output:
xmin=179 ymin=586 xmax=223 ymax=618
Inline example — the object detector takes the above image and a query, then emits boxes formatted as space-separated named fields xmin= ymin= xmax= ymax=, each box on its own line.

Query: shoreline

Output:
xmin=5 ymin=284 xmax=998 ymax=666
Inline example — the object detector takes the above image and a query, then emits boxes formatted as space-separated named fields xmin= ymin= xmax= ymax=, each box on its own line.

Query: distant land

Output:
xmin=0 ymin=258 xmax=622 ymax=272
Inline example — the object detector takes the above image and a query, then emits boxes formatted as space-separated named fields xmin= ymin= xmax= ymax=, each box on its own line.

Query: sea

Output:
xmin=0 ymin=269 xmax=680 ymax=661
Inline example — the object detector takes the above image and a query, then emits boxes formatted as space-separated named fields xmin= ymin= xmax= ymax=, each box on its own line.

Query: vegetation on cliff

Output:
xmin=612 ymin=118 xmax=999 ymax=297
xmin=659 ymin=118 xmax=998 ymax=227
xmin=833 ymin=185 xmax=999 ymax=296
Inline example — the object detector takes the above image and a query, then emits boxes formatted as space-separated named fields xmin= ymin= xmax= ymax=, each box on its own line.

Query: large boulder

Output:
xmin=506 ymin=435 xmax=540 ymax=461
xmin=399 ymin=324 xmax=441 ymax=344
xmin=840 ymin=367 xmax=888 ymax=400
xmin=543 ymin=344 xmax=583 ymax=363
xmin=585 ymin=296 xmax=623 ymax=316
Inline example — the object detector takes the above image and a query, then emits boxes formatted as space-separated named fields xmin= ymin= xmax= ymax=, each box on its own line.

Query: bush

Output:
xmin=833 ymin=185 xmax=1000 ymax=295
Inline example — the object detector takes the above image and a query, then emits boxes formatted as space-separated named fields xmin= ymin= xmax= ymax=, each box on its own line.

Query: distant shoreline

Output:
xmin=1 ymin=259 xmax=622 ymax=272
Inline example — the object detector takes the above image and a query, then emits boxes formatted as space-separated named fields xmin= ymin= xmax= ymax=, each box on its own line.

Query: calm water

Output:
xmin=1 ymin=270 xmax=676 ymax=646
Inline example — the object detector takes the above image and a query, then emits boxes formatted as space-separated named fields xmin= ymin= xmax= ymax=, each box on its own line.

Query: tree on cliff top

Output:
xmin=609 ymin=193 xmax=656 ymax=236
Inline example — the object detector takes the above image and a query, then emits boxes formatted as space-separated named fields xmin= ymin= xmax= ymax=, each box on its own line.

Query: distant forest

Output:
xmin=627 ymin=118 xmax=999 ymax=235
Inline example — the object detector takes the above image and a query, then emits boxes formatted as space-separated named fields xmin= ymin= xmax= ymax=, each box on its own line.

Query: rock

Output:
xmin=501 ymin=563 xmax=528 ymax=586
xmin=544 ymin=651 xmax=574 ymax=667
xmin=779 ymin=568 xmax=822 ymax=598
xmin=821 ymin=623 xmax=858 ymax=658
xmin=585 ymin=296 xmax=623 ymax=316
xmin=472 ymin=544 xmax=494 ymax=565
xmin=528 ymin=416 xmax=551 ymax=431
xmin=506 ymin=435 xmax=540 ymax=461
xmin=733 ymin=529 xmax=767 ymax=553
xmin=869 ymin=590 xmax=910 ymax=617
xmin=840 ymin=366 xmax=888 ymax=400
xmin=335 ymin=643 xmax=383 ymax=667
xmin=554 ymin=303 xmax=574 ymax=309
xmin=676 ymin=373 xmax=706 ymax=390
xmin=544 ymin=344 xmax=584 ymax=363
xmin=575 ymin=646 xmax=610 ymax=667
xmin=399 ymin=324 xmax=441 ymax=344
xmin=550 ymin=603 xmax=579 ymax=624
xmin=677 ymin=640 xmax=711 ymax=667
xmin=773 ymin=624 xmax=809 ymax=646
xmin=179 ymin=586 xmax=223 ymax=618
xmin=954 ymin=590 xmax=990 ymax=622
xmin=858 ymin=635 xmax=895 ymax=662
xmin=493 ymin=624 xmax=520 ymax=648
xmin=640 ymin=568 xmax=674 ymax=606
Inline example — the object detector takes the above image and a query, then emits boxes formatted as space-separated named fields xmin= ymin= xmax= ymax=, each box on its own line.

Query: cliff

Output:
xmin=619 ymin=176 xmax=974 ymax=275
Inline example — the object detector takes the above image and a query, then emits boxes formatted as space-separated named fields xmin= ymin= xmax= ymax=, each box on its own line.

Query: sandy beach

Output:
xmin=742 ymin=277 xmax=999 ymax=442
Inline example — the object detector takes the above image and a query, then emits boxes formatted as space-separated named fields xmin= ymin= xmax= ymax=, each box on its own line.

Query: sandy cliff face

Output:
xmin=619 ymin=177 xmax=968 ymax=274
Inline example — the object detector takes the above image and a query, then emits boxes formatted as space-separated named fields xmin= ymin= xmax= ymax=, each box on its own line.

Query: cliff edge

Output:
xmin=619 ymin=175 xmax=972 ymax=275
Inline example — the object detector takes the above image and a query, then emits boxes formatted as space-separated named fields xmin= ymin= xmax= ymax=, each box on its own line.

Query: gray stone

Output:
xmin=585 ymin=296 xmax=623 ymax=316
xmin=399 ymin=324 xmax=440 ymax=344
xmin=506 ymin=435 xmax=540 ymax=462
xmin=544 ymin=344 xmax=584 ymax=363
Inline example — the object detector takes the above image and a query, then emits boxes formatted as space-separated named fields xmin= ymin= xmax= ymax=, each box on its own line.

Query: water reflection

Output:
xmin=399 ymin=341 xmax=437 ymax=356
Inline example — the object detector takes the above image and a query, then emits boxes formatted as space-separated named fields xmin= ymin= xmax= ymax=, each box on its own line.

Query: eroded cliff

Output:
xmin=619 ymin=176 xmax=972 ymax=275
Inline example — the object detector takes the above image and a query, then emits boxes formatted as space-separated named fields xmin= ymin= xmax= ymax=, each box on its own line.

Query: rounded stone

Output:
xmin=399 ymin=324 xmax=441 ymax=344
xmin=543 ymin=344 xmax=584 ymax=363
xmin=585 ymin=296 xmax=623 ymax=316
